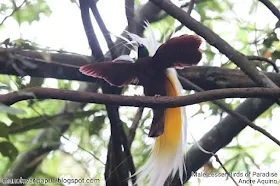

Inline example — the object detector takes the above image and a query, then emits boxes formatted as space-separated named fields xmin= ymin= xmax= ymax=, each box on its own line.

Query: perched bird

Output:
xmin=79 ymin=30 xmax=202 ymax=186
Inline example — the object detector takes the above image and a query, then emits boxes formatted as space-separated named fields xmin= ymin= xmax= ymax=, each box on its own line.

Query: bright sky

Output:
xmin=1 ymin=0 xmax=280 ymax=185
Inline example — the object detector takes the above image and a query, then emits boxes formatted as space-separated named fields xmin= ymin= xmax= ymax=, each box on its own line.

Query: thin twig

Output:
xmin=186 ymin=0 xmax=195 ymax=14
xmin=189 ymin=125 xmax=239 ymax=185
xmin=181 ymin=0 xmax=205 ymax=9
xmin=166 ymin=0 xmax=195 ymax=39
xmin=247 ymin=55 xmax=279 ymax=73
xmin=128 ymin=107 xmax=144 ymax=148
xmin=0 ymin=0 xmax=27 ymax=26
xmin=166 ymin=24 xmax=184 ymax=40
xmin=258 ymin=0 xmax=280 ymax=21
xmin=31 ymin=107 xmax=105 ymax=165
xmin=178 ymin=76 xmax=280 ymax=146
xmin=213 ymin=154 xmax=240 ymax=186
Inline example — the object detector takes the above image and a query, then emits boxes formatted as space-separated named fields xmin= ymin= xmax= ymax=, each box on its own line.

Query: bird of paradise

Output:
xmin=79 ymin=27 xmax=202 ymax=186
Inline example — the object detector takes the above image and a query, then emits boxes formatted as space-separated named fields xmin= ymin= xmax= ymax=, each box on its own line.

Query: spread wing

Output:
xmin=80 ymin=61 xmax=136 ymax=87
xmin=152 ymin=35 xmax=202 ymax=69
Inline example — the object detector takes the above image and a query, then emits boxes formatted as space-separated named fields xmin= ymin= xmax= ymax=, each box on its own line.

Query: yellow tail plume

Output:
xmin=137 ymin=69 xmax=187 ymax=186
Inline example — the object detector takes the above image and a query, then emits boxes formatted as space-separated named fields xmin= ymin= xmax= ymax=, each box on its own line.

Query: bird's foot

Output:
xmin=134 ymin=94 xmax=144 ymax=96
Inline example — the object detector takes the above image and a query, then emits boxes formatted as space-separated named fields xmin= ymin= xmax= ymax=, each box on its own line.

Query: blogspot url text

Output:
xmin=1 ymin=177 xmax=100 ymax=185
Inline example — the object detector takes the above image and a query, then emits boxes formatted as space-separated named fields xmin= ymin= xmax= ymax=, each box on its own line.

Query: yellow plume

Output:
xmin=136 ymin=68 xmax=187 ymax=186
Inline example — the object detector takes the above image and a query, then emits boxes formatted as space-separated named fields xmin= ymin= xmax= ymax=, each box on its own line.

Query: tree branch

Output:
xmin=89 ymin=0 xmax=118 ymax=59
xmin=2 ymin=87 xmax=280 ymax=108
xmin=186 ymin=0 xmax=195 ymax=14
xmin=125 ymin=0 xmax=135 ymax=33
xmin=128 ymin=107 xmax=144 ymax=148
xmin=247 ymin=55 xmax=279 ymax=73
xmin=79 ymin=0 xmax=103 ymax=61
xmin=3 ymin=49 xmax=280 ymax=90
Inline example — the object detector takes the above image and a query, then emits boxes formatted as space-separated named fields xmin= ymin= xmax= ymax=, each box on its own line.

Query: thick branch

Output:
xmin=1 ymin=87 xmax=280 ymax=107
xmin=2 ymin=50 xmax=280 ymax=90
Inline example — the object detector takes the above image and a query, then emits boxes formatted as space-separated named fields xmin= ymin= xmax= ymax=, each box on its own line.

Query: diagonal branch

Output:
xmin=89 ymin=0 xmax=118 ymax=59
xmin=125 ymin=0 xmax=135 ymax=33
xmin=151 ymin=0 xmax=279 ymax=90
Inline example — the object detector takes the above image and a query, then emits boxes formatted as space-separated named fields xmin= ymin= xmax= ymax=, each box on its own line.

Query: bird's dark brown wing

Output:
xmin=152 ymin=35 xmax=202 ymax=69
xmin=80 ymin=61 xmax=136 ymax=87
xmin=143 ymin=73 xmax=167 ymax=137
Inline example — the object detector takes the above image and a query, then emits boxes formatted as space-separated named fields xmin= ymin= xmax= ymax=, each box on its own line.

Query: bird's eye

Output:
xmin=138 ymin=44 xmax=144 ymax=48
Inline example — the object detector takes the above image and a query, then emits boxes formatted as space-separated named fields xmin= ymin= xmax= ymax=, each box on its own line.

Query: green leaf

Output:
xmin=89 ymin=115 xmax=105 ymax=136
xmin=0 ymin=141 xmax=18 ymax=161
xmin=0 ymin=104 xmax=26 ymax=115
xmin=0 ymin=122 xmax=9 ymax=139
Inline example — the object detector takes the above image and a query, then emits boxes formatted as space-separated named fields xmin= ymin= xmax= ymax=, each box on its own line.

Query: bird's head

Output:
xmin=137 ymin=43 xmax=150 ymax=58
